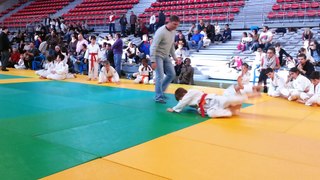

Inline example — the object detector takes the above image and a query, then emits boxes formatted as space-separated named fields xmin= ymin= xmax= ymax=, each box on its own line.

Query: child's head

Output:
xmin=176 ymin=57 xmax=183 ymax=65
xmin=47 ymin=55 xmax=54 ymax=62
xmin=103 ymin=60 xmax=111 ymax=69
xmin=241 ymin=63 xmax=249 ymax=73
xmin=82 ymin=43 xmax=87 ymax=50
xmin=20 ymin=54 xmax=24 ymax=59
xmin=310 ymin=71 xmax=320 ymax=86
xmin=184 ymin=58 xmax=191 ymax=66
xmin=141 ymin=58 xmax=148 ymax=67
xmin=90 ymin=36 xmax=96 ymax=44
xmin=175 ymin=87 xmax=188 ymax=101
xmin=289 ymin=67 xmax=300 ymax=79
xmin=56 ymin=54 xmax=65 ymax=62
xmin=265 ymin=67 xmax=274 ymax=79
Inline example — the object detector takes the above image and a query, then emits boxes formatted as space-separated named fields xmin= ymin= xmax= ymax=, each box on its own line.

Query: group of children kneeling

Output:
xmin=167 ymin=63 xmax=319 ymax=118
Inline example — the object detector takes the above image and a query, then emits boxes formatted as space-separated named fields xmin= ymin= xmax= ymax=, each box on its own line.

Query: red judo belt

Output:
xmin=199 ymin=93 xmax=208 ymax=117
xmin=89 ymin=53 xmax=98 ymax=70
xmin=141 ymin=75 xmax=149 ymax=83
xmin=108 ymin=76 xmax=112 ymax=82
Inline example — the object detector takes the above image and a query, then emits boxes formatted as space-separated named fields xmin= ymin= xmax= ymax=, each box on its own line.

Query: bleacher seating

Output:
xmin=138 ymin=0 xmax=245 ymax=24
xmin=2 ymin=0 xmax=73 ymax=28
xmin=0 ymin=0 xmax=27 ymax=18
xmin=62 ymin=0 xmax=139 ymax=26
xmin=267 ymin=0 xmax=320 ymax=21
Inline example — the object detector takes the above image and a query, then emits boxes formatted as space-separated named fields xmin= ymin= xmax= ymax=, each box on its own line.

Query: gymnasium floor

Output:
xmin=0 ymin=69 xmax=320 ymax=180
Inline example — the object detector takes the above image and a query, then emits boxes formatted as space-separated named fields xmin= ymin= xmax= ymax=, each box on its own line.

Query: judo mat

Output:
xmin=0 ymin=69 xmax=319 ymax=180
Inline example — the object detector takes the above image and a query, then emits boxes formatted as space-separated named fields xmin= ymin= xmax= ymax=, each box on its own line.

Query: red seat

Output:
xmin=273 ymin=4 xmax=280 ymax=11
xmin=300 ymin=3 xmax=310 ymax=9
xmin=297 ymin=11 xmax=304 ymax=17
xmin=306 ymin=10 xmax=317 ymax=17
xmin=268 ymin=12 xmax=276 ymax=19
xmin=311 ymin=2 xmax=319 ymax=9
xmin=287 ymin=11 xmax=296 ymax=18
xmin=291 ymin=3 xmax=299 ymax=9
xmin=282 ymin=4 xmax=291 ymax=10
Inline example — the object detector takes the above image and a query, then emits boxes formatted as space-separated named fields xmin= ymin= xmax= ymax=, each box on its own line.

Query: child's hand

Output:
xmin=167 ymin=108 xmax=174 ymax=112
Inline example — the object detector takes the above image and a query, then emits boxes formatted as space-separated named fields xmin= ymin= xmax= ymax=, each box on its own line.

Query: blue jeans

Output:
xmin=114 ymin=53 xmax=122 ymax=76
xmin=154 ymin=56 xmax=176 ymax=101
xmin=188 ymin=40 xmax=203 ymax=51
xmin=121 ymin=25 xmax=126 ymax=36
xmin=109 ymin=23 xmax=115 ymax=34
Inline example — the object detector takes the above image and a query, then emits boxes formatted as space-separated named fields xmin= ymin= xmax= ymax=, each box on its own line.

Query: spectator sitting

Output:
xmin=237 ymin=32 xmax=248 ymax=52
xmin=8 ymin=47 xmax=20 ymax=67
xmin=14 ymin=54 xmax=26 ymax=69
xmin=174 ymin=57 xmax=184 ymax=83
xmin=71 ymin=43 xmax=87 ymax=74
xmin=222 ymin=24 xmax=232 ymax=43
xmin=299 ymin=47 xmax=314 ymax=63
xmin=214 ymin=22 xmax=221 ymax=42
xmin=200 ymin=28 xmax=211 ymax=47
xmin=250 ymin=29 xmax=259 ymax=52
xmin=138 ymin=34 xmax=151 ymax=58
xmin=228 ymin=56 xmax=243 ymax=71
xmin=197 ymin=19 xmax=205 ymax=32
xmin=296 ymin=53 xmax=315 ymax=79
xmin=133 ymin=58 xmax=153 ymax=84
xmin=125 ymin=42 xmax=140 ymax=64
xmin=187 ymin=23 xmax=196 ymax=41
xmin=275 ymin=43 xmax=293 ymax=67
xmin=309 ymin=40 xmax=320 ymax=71
xmin=24 ymin=42 xmax=40 ymax=69
xmin=175 ymin=41 xmax=189 ymax=59
xmin=258 ymin=26 xmax=273 ymax=52
xmin=175 ymin=32 xmax=188 ymax=49
xmin=205 ymin=21 xmax=215 ymax=42
xmin=188 ymin=29 xmax=204 ymax=52
xmin=302 ymin=28 xmax=313 ymax=49
xmin=178 ymin=58 xmax=194 ymax=85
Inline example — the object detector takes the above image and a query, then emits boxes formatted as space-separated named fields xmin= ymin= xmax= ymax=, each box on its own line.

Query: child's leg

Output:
xmin=93 ymin=62 xmax=99 ymax=80
xmin=143 ymin=77 xmax=149 ymax=84
xmin=207 ymin=107 xmax=232 ymax=118
xmin=88 ymin=60 xmax=93 ymax=79
xmin=98 ymin=71 xmax=106 ymax=83
xmin=134 ymin=75 xmax=142 ymax=83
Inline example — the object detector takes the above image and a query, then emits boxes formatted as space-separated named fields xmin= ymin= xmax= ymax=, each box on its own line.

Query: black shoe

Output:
xmin=155 ymin=99 xmax=166 ymax=104
xmin=2 ymin=69 xmax=9 ymax=71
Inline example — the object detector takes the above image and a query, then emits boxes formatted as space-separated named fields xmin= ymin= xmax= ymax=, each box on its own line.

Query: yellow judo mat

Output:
xmin=1 ymin=69 xmax=320 ymax=180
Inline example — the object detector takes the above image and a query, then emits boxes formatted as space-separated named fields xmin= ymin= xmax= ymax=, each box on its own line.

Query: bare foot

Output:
xmin=98 ymin=82 xmax=102 ymax=84
xmin=297 ymin=99 xmax=305 ymax=104
xmin=87 ymin=78 xmax=91 ymax=81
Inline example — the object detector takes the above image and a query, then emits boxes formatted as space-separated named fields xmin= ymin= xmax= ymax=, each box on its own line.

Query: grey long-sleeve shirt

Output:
xmin=150 ymin=25 xmax=177 ymax=62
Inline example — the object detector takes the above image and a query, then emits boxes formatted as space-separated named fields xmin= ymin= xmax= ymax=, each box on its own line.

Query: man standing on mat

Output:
xmin=150 ymin=15 xmax=180 ymax=103
xmin=0 ymin=27 xmax=10 ymax=71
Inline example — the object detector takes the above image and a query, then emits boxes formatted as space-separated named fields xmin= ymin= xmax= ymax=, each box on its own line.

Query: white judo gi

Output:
xmin=46 ymin=61 xmax=68 ymax=80
xmin=302 ymin=83 xmax=320 ymax=106
xmin=14 ymin=59 xmax=25 ymax=69
xmin=223 ymin=71 xmax=252 ymax=96
xmin=267 ymin=73 xmax=285 ymax=97
xmin=85 ymin=43 xmax=100 ymax=80
xmin=36 ymin=61 xmax=55 ymax=77
xmin=172 ymin=89 xmax=247 ymax=118
xmin=281 ymin=74 xmax=312 ymax=101
xmin=134 ymin=64 xmax=153 ymax=84
xmin=98 ymin=66 xmax=119 ymax=83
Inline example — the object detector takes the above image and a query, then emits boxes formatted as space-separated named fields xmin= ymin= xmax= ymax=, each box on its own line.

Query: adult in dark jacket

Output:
xmin=111 ymin=33 xmax=123 ymax=76
xmin=309 ymin=40 xmax=320 ymax=71
xmin=275 ymin=43 xmax=293 ymax=67
xmin=157 ymin=11 xmax=166 ymax=29
xmin=0 ymin=27 xmax=10 ymax=71
xmin=119 ymin=14 xmax=128 ymax=37
xmin=296 ymin=54 xmax=314 ymax=79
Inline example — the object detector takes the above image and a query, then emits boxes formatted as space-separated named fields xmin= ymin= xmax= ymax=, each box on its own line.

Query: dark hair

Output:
xmin=275 ymin=42 xmax=281 ymax=47
xmin=242 ymin=63 xmax=249 ymax=68
xmin=106 ymin=43 xmax=112 ymax=47
xmin=116 ymin=33 xmax=121 ymax=38
xmin=310 ymin=71 xmax=320 ymax=80
xmin=268 ymin=47 xmax=276 ymax=54
xmin=82 ymin=44 xmax=87 ymax=48
xmin=297 ymin=53 xmax=306 ymax=59
xmin=289 ymin=67 xmax=300 ymax=73
xmin=46 ymin=55 xmax=54 ymax=62
xmin=264 ymin=26 xmax=269 ymax=30
xmin=57 ymin=54 xmax=65 ymax=60
xmin=169 ymin=15 xmax=180 ymax=22
xmin=265 ymin=67 xmax=274 ymax=74
xmin=299 ymin=47 xmax=306 ymax=54
xmin=174 ymin=87 xmax=188 ymax=101
xmin=225 ymin=24 xmax=229 ymax=27
xmin=91 ymin=36 xmax=96 ymax=40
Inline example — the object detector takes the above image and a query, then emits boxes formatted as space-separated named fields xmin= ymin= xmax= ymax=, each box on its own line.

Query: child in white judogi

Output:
xmin=167 ymin=88 xmax=247 ymax=118
xmin=224 ymin=63 xmax=260 ymax=97
xmin=36 ymin=55 xmax=55 ymax=78
xmin=85 ymin=36 xmax=100 ymax=81
xmin=98 ymin=60 xmax=119 ymax=83
xmin=298 ymin=71 xmax=320 ymax=106
xmin=281 ymin=67 xmax=312 ymax=101
xmin=265 ymin=68 xmax=285 ymax=97
xmin=47 ymin=54 xmax=68 ymax=80
xmin=14 ymin=54 xmax=26 ymax=69
xmin=133 ymin=58 xmax=153 ymax=84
